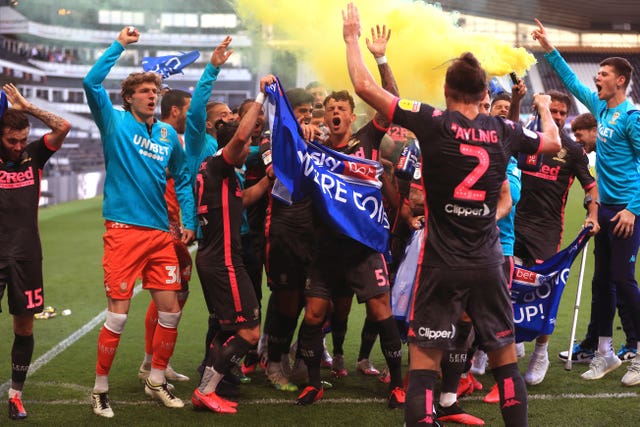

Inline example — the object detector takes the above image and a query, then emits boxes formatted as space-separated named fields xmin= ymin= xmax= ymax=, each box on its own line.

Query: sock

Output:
xmin=358 ymin=318 xmax=379 ymax=361
xmin=206 ymin=331 xmax=232 ymax=363
xmin=378 ymin=316 xmax=403 ymax=389
xmin=203 ymin=315 xmax=221 ymax=366
xmin=492 ymin=363 xmax=528 ymax=427
xmin=258 ymin=332 xmax=268 ymax=356
xmin=11 ymin=334 xmax=34 ymax=388
xmin=93 ymin=375 xmax=108 ymax=393
xmin=212 ymin=334 xmax=254 ymax=378
xmin=199 ymin=366 xmax=225 ymax=394
xmin=533 ymin=341 xmax=548 ymax=357
xmin=96 ymin=326 xmax=121 ymax=376
xmin=263 ymin=293 xmax=276 ymax=336
xmin=440 ymin=350 xmax=467 ymax=393
xmin=151 ymin=323 xmax=177 ymax=371
xmin=268 ymin=312 xmax=297 ymax=363
xmin=148 ymin=368 xmax=165 ymax=385
xmin=439 ymin=391 xmax=457 ymax=408
xmin=8 ymin=388 xmax=21 ymax=399
xmin=598 ymin=337 xmax=613 ymax=356
xmin=144 ymin=300 xmax=158 ymax=356
xmin=405 ymin=369 xmax=438 ymax=427
xmin=464 ymin=344 xmax=478 ymax=373
xmin=298 ymin=322 xmax=323 ymax=388
xmin=330 ymin=317 xmax=348 ymax=356
xmin=243 ymin=346 xmax=260 ymax=367
xmin=143 ymin=353 xmax=152 ymax=365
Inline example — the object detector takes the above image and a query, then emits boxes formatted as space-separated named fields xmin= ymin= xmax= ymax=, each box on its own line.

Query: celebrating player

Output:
xmin=343 ymin=3 xmax=561 ymax=425
xmin=0 ymin=83 xmax=70 ymax=420
xmin=84 ymin=27 xmax=195 ymax=417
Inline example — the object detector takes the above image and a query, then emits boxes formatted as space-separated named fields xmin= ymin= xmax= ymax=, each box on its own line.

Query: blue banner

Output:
xmin=265 ymin=78 xmax=390 ymax=253
xmin=0 ymin=90 xmax=7 ymax=120
xmin=511 ymin=227 xmax=592 ymax=342
xmin=392 ymin=228 xmax=424 ymax=324
xmin=142 ymin=50 xmax=200 ymax=79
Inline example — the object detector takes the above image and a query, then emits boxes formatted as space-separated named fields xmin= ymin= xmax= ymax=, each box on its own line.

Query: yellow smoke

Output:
xmin=234 ymin=0 xmax=535 ymax=107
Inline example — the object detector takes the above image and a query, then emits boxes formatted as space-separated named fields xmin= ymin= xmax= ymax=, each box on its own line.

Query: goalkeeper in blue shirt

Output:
xmin=533 ymin=18 xmax=640 ymax=385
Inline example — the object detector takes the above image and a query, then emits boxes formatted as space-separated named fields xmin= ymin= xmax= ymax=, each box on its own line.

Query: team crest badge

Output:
xmin=553 ymin=147 xmax=567 ymax=162
xmin=609 ymin=112 xmax=619 ymax=125
xmin=160 ymin=126 xmax=168 ymax=141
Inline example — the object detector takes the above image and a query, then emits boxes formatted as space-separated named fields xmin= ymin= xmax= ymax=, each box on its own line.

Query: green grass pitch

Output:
xmin=0 ymin=186 xmax=638 ymax=426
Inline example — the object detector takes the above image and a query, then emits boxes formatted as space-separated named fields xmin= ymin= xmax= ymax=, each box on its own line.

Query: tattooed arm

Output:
xmin=2 ymin=83 xmax=71 ymax=149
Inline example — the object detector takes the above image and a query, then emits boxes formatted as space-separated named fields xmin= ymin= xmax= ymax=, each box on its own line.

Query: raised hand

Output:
xmin=533 ymin=93 xmax=552 ymax=111
xmin=531 ymin=18 xmax=554 ymax=53
xmin=366 ymin=24 xmax=391 ymax=59
xmin=2 ymin=83 xmax=30 ymax=111
xmin=210 ymin=36 xmax=233 ymax=68
xmin=117 ymin=26 xmax=140 ymax=46
xmin=342 ymin=2 xmax=361 ymax=43
xmin=511 ymin=79 xmax=527 ymax=103
xmin=259 ymin=74 xmax=277 ymax=94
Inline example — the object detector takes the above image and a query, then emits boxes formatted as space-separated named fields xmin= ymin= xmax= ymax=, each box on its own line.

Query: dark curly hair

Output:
xmin=445 ymin=52 xmax=487 ymax=104
xmin=0 ymin=108 xmax=29 ymax=136
xmin=216 ymin=120 xmax=240 ymax=149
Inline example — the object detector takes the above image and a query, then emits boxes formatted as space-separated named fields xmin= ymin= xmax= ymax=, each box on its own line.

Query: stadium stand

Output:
xmin=0 ymin=0 xmax=638 ymax=190
xmin=0 ymin=1 xmax=256 ymax=178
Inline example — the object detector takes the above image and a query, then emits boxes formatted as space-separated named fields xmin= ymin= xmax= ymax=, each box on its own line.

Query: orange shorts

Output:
xmin=174 ymin=239 xmax=192 ymax=291
xmin=103 ymin=221 xmax=182 ymax=300
xmin=170 ymin=221 xmax=193 ymax=290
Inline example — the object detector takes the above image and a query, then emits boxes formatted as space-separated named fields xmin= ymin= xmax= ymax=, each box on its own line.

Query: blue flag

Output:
xmin=511 ymin=227 xmax=592 ymax=342
xmin=392 ymin=228 xmax=424 ymax=325
xmin=142 ymin=50 xmax=200 ymax=79
xmin=0 ymin=90 xmax=7 ymax=120
xmin=264 ymin=78 xmax=390 ymax=254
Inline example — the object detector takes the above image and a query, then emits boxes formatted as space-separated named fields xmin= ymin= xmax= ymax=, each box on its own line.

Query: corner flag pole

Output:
xmin=565 ymin=240 xmax=589 ymax=371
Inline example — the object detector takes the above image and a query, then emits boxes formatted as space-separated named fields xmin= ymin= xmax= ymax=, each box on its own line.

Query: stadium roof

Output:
xmin=438 ymin=0 xmax=640 ymax=32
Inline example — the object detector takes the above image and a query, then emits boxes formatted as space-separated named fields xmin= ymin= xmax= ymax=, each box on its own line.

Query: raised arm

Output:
xmin=532 ymin=19 xmax=598 ymax=112
xmin=223 ymin=75 xmax=277 ymax=166
xmin=185 ymin=37 xmax=233 ymax=154
xmin=531 ymin=19 xmax=555 ymax=53
xmin=507 ymin=79 xmax=527 ymax=123
xmin=366 ymin=24 xmax=399 ymax=127
xmin=3 ymin=83 xmax=70 ymax=150
xmin=532 ymin=93 xmax=561 ymax=154
xmin=83 ymin=27 xmax=139 ymax=130
xmin=343 ymin=3 xmax=395 ymax=120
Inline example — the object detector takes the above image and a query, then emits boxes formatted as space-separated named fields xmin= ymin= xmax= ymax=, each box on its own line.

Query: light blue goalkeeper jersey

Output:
xmin=545 ymin=49 xmax=640 ymax=215
xmin=184 ymin=62 xmax=252 ymax=237
xmin=498 ymin=157 xmax=521 ymax=257
xmin=83 ymin=41 xmax=195 ymax=231
xmin=185 ymin=62 xmax=221 ymax=185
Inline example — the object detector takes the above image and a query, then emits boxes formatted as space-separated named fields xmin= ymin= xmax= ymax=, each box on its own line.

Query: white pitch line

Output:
xmin=0 ymin=284 xmax=143 ymax=395
xmin=0 ymin=243 xmax=199 ymax=395
xmin=16 ymin=391 xmax=640 ymax=406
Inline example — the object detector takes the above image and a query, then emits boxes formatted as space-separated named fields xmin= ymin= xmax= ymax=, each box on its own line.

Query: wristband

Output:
xmin=375 ymin=55 xmax=387 ymax=65
xmin=255 ymin=92 xmax=266 ymax=105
